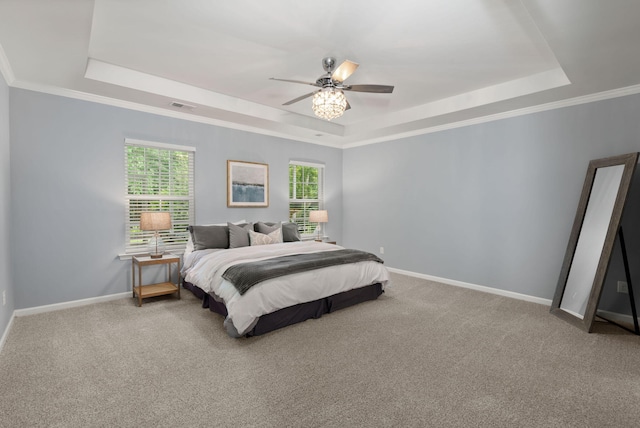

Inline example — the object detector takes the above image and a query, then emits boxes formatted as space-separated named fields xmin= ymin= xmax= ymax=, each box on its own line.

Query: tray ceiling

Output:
xmin=1 ymin=0 xmax=640 ymax=148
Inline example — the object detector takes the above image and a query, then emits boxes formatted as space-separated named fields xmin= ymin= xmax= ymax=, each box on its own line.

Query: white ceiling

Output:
xmin=1 ymin=0 xmax=640 ymax=148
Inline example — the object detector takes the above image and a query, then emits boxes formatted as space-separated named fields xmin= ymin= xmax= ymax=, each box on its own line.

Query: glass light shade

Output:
xmin=312 ymin=88 xmax=346 ymax=121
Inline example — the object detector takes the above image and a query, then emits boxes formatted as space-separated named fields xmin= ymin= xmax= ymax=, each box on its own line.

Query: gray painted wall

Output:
xmin=9 ymin=89 xmax=343 ymax=309
xmin=343 ymin=93 xmax=640 ymax=301
xmin=599 ymin=171 xmax=640 ymax=316
xmin=0 ymin=69 xmax=12 ymax=337
xmin=7 ymin=83 xmax=640 ymax=320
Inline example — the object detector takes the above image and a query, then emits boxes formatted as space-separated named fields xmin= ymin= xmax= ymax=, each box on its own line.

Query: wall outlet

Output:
xmin=380 ymin=247 xmax=384 ymax=254
xmin=617 ymin=281 xmax=629 ymax=294
xmin=2 ymin=290 xmax=5 ymax=306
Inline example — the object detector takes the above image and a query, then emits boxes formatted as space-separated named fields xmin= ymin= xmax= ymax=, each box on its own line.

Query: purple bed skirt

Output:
xmin=182 ymin=281 xmax=384 ymax=337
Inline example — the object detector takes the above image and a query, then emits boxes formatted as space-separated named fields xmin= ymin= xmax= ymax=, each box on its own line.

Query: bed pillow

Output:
xmin=282 ymin=222 xmax=302 ymax=242
xmin=255 ymin=221 xmax=280 ymax=234
xmin=228 ymin=222 xmax=254 ymax=248
xmin=258 ymin=221 xmax=301 ymax=242
xmin=185 ymin=220 xmax=246 ymax=255
xmin=188 ymin=225 xmax=229 ymax=250
xmin=249 ymin=228 xmax=283 ymax=246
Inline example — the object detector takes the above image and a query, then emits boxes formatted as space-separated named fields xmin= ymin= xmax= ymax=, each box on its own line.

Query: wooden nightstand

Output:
xmin=132 ymin=255 xmax=181 ymax=307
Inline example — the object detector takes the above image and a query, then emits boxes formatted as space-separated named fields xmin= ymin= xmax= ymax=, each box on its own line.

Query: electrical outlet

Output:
xmin=617 ymin=281 xmax=629 ymax=294
xmin=2 ymin=290 xmax=5 ymax=306
xmin=380 ymin=247 xmax=384 ymax=254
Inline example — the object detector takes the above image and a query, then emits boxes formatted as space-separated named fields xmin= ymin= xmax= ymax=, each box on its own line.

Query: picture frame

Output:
xmin=227 ymin=160 xmax=269 ymax=207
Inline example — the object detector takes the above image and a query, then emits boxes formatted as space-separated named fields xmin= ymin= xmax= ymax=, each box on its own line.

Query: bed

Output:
xmin=181 ymin=221 xmax=389 ymax=337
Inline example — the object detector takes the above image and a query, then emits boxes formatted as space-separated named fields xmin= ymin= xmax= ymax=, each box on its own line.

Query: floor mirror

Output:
xmin=551 ymin=152 xmax=638 ymax=332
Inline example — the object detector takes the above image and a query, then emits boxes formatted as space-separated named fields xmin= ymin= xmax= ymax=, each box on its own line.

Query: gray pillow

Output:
xmin=188 ymin=225 xmax=229 ymax=250
xmin=282 ymin=222 xmax=301 ymax=242
xmin=256 ymin=221 xmax=280 ymax=234
xmin=228 ymin=222 xmax=253 ymax=248
xmin=259 ymin=221 xmax=301 ymax=242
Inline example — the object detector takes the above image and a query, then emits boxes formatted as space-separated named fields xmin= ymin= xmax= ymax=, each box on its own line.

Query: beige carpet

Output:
xmin=1 ymin=272 xmax=639 ymax=427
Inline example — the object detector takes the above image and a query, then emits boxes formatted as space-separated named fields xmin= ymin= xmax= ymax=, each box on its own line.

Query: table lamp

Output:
xmin=309 ymin=210 xmax=328 ymax=241
xmin=140 ymin=211 xmax=171 ymax=258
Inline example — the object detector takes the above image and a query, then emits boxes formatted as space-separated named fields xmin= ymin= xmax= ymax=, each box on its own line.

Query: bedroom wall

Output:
xmin=343 ymin=92 xmax=640 ymax=302
xmin=9 ymin=88 xmax=343 ymax=309
xmin=0 ymin=69 xmax=13 ymax=338
xmin=599 ymin=170 xmax=640 ymax=316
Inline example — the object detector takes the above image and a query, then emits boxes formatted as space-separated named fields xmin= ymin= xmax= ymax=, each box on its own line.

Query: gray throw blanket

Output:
xmin=222 ymin=249 xmax=384 ymax=295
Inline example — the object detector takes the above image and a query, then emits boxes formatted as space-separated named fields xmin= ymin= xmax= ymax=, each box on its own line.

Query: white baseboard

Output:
xmin=1 ymin=292 xmax=130 ymax=355
xmin=0 ymin=312 xmax=16 ymax=355
xmin=387 ymin=267 xmax=552 ymax=306
xmin=3 ymin=269 xmax=551 ymax=352
xmin=597 ymin=309 xmax=640 ymax=327
xmin=14 ymin=292 xmax=131 ymax=317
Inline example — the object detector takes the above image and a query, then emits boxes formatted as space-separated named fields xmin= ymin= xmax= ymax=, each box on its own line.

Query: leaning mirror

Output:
xmin=551 ymin=152 xmax=638 ymax=332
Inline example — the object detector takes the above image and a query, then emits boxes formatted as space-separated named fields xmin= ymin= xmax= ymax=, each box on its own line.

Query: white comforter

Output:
xmin=182 ymin=241 xmax=389 ymax=336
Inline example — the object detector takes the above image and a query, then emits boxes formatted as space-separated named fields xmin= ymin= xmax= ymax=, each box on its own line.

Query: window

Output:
xmin=289 ymin=161 xmax=324 ymax=237
xmin=125 ymin=139 xmax=195 ymax=254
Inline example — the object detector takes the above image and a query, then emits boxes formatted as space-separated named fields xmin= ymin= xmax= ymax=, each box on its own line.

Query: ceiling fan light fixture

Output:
xmin=312 ymin=88 xmax=347 ymax=121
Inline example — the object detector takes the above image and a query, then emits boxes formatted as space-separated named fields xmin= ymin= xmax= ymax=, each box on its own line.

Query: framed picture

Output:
xmin=227 ymin=160 xmax=269 ymax=207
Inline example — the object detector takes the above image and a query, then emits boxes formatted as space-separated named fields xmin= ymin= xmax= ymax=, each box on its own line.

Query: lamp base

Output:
xmin=147 ymin=235 xmax=166 ymax=259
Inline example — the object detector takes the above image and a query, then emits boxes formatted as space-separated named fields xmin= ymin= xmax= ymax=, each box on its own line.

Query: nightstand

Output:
xmin=132 ymin=255 xmax=181 ymax=307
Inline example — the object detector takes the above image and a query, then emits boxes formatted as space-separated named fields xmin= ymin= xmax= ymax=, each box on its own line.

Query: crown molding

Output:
xmin=9 ymin=79 xmax=344 ymax=149
xmin=7 ymin=74 xmax=640 ymax=151
xmin=344 ymin=83 xmax=640 ymax=149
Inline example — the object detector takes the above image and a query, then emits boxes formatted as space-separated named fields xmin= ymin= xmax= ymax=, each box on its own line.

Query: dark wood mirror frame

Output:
xmin=551 ymin=152 xmax=638 ymax=332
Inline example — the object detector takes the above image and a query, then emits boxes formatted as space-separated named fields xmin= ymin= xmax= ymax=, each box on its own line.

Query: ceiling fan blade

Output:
xmin=345 ymin=84 xmax=394 ymax=93
xmin=283 ymin=91 xmax=318 ymax=106
xmin=270 ymin=77 xmax=320 ymax=87
xmin=331 ymin=60 xmax=359 ymax=83
xmin=345 ymin=99 xmax=351 ymax=111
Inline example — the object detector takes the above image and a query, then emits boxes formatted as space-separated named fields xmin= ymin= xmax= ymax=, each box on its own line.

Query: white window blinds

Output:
xmin=289 ymin=161 xmax=324 ymax=237
xmin=124 ymin=139 xmax=195 ymax=254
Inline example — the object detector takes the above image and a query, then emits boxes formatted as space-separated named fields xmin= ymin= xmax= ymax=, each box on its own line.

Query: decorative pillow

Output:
xmin=256 ymin=221 xmax=280 ymax=234
xmin=188 ymin=225 xmax=229 ymax=250
xmin=259 ymin=221 xmax=301 ymax=242
xmin=228 ymin=222 xmax=254 ymax=248
xmin=249 ymin=228 xmax=283 ymax=246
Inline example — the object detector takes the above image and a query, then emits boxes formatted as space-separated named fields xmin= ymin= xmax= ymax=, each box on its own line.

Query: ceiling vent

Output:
xmin=170 ymin=101 xmax=195 ymax=110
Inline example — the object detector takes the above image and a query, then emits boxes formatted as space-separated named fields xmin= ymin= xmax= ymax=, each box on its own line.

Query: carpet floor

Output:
xmin=1 ymin=272 xmax=639 ymax=427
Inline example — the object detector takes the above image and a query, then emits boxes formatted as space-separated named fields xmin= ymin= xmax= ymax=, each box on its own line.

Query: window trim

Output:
xmin=125 ymin=138 xmax=196 ymax=153
xmin=289 ymin=160 xmax=325 ymax=239
xmin=123 ymin=138 xmax=195 ymax=257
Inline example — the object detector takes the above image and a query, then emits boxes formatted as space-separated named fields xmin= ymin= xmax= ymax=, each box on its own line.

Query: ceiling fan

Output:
xmin=270 ymin=57 xmax=394 ymax=120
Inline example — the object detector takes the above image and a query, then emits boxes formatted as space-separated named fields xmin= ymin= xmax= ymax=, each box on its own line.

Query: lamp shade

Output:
xmin=140 ymin=212 xmax=172 ymax=231
xmin=309 ymin=210 xmax=328 ymax=223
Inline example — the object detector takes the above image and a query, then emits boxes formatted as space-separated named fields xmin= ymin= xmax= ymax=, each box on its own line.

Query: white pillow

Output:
xmin=184 ymin=219 xmax=246 ymax=256
xmin=249 ymin=228 xmax=283 ymax=246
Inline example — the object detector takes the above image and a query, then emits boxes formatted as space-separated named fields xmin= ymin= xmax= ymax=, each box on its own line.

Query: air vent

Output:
xmin=170 ymin=101 xmax=195 ymax=110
